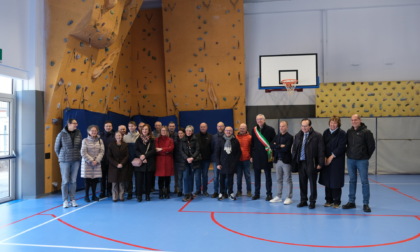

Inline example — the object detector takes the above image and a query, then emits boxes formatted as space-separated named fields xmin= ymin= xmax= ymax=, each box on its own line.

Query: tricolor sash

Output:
xmin=254 ymin=126 xmax=273 ymax=162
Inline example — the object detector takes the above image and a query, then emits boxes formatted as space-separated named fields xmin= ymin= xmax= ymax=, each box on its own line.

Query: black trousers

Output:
xmin=298 ymin=161 xmax=318 ymax=203
xmin=253 ymin=166 xmax=272 ymax=196
xmin=100 ymin=163 xmax=111 ymax=195
xmin=158 ymin=176 xmax=171 ymax=190
xmin=125 ymin=164 xmax=134 ymax=196
xmin=325 ymin=187 xmax=342 ymax=205
xmin=134 ymin=171 xmax=153 ymax=196
xmin=220 ymin=173 xmax=234 ymax=195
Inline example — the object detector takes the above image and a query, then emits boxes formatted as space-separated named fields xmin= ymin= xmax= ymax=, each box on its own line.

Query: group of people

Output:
xmin=54 ymin=113 xmax=375 ymax=212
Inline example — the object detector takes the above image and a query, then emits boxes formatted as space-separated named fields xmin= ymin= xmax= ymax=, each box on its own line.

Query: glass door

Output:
xmin=0 ymin=76 xmax=15 ymax=203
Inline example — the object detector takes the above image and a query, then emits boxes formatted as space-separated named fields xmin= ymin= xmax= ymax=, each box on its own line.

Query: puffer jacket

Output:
xmin=81 ymin=136 xmax=105 ymax=178
xmin=54 ymin=126 xmax=82 ymax=162
xmin=346 ymin=123 xmax=375 ymax=160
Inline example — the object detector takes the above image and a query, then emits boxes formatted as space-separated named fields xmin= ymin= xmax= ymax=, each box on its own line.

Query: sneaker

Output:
xmin=363 ymin=204 xmax=372 ymax=213
xmin=297 ymin=202 xmax=308 ymax=208
xmin=211 ymin=192 xmax=218 ymax=198
xmin=265 ymin=194 xmax=273 ymax=201
xmin=229 ymin=193 xmax=236 ymax=201
xmin=342 ymin=202 xmax=356 ymax=209
xmin=252 ymin=195 xmax=260 ymax=200
xmin=269 ymin=196 xmax=282 ymax=203
xmin=324 ymin=202 xmax=333 ymax=207
xmin=283 ymin=198 xmax=293 ymax=205
xmin=194 ymin=191 xmax=202 ymax=196
xmin=63 ymin=201 xmax=69 ymax=208
xmin=203 ymin=192 xmax=209 ymax=197
xmin=332 ymin=204 xmax=340 ymax=209
xmin=247 ymin=191 xmax=252 ymax=197
xmin=71 ymin=200 xmax=78 ymax=207
xmin=309 ymin=202 xmax=316 ymax=209
xmin=218 ymin=193 xmax=223 ymax=201
xmin=236 ymin=191 xmax=242 ymax=197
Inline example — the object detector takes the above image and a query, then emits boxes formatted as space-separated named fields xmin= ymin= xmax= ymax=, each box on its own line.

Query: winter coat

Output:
xmin=54 ymin=126 xmax=82 ymax=162
xmin=292 ymin=128 xmax=325 ymax=171
xmin=211 ymin=132 xmax=224 ymax=162
xmin=155 ymin=136 xmax=174 ymax=176
xmin=134 ymin=137 xmax=156 ymax=172
xmin=270 ymin=132 xmax=293 ymax=164
xmin=251 ymin=124 xmax=276 ymax=169
xmin=107 ymin=141 xmax=129 ymax=183
xmin=81 ymin=136 xmax=105 ymax=178
xmin=123 ymin=131 xmax=140 ymax=161
xmin=100 ymin=130 xmax=115 ymax=167
xmin=346 ymin=123 xmax=375 ymax=160
xmin=216 ymin=137 xmax=242 ymax=174
xmin=174 ymin=136 xmax=186 ymax=170
xmin=196 ymin=132 xmax=212 ymax=161
xmin=181 ymin=135 xmax=200 ymax=170
xmin=319 ymin=128 xmax=346 ymax=188
xmin=236 ymin=132 xmax=252 ymax=161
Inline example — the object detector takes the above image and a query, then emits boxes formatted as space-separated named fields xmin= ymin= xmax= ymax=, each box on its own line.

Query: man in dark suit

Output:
xmin=251 ymin=114 xmax=276 ymax=201
xmin=292 ymin=118 xmax=325 ymax=209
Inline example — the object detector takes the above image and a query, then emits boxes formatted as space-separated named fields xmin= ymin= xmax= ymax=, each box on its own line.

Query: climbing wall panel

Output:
xmin=316 ymin=81 xmax=420 ymax=117
xmin=161 ymin=0 xmax=246 ymax=129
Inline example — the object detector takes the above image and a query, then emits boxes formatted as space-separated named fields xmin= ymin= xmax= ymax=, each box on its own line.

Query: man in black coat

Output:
xmin=251 ymin=114 xmax=276 ymax=201
xmin=196 ymin=122 xmax=212 ymax=196
xmin=342 ymin=114 xmax=375 ymax=213
xmin=292 ymin=118 xmax=324 ymax=209
xmin=99 ymin=120 xmax=115 ymax=198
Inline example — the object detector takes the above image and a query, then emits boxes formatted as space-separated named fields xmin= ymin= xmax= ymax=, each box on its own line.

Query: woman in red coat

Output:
xmin=155 ymin=126 xmax=174 ymax=199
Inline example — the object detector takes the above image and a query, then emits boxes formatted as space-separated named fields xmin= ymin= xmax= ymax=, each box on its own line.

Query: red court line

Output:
xmin=211 ymin=212 xmax=420 ymax=248
xmin=369 ymin=178 xmax=420 ymax=202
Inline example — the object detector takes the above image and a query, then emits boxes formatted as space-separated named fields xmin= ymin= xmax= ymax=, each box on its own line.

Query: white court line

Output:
xmin=0 ymin=201 xmax=97 ymax=243
xmin=0 ymin=243 xmax=170 ymax=251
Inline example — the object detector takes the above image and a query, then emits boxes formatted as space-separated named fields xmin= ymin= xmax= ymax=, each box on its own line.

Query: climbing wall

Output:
xmin=161 ymin=0 xmax=246 ymax=129
xmin=131 ymin=8 xmax=167 ymax=116
xmin=316 ymin=81 xmax=420 ymax=117
xmin=44 ymin=0 xmax=142 ymax=193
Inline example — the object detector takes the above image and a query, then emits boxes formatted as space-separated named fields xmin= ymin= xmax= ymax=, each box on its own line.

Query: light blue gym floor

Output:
xmin=0 ymin=173 xmax=419 ymax=252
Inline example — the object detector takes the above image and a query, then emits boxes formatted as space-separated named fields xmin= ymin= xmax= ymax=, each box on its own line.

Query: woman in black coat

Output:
xmin=134 ymin=124 xmax=156 ymax=202
xmin=319 ymin=116 xmax=347 ymax=208
xmin=180 ymin=125 xmax=200 ymax=202
xmin=107 ymin=132 xmax=129 ymax=202
xmin=216 ymin=126 xmax=242 ymax=200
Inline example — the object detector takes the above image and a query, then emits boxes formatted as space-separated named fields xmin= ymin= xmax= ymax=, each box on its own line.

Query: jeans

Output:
xmin=176 ymin=163 xmax=184 ymax=194
xmin=274 ymin=160 xmax=293 ymax=199
xmin=59 ymin=161 xmax=80 ymax=201
xmin=220 ymin=173 xmax=234 ymax=195
xmin=194 ymin=160 xmax=210 ymax=193
xmin=183 ymin=163 xmax=194 ymax=195
xmin=236 ymin=160 xmax=251 ymax=193
xmin=347 ymin=158 xmax=370 ymax=205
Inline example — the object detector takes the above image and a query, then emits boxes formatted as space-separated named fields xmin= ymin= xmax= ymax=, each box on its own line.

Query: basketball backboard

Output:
xmin=259 ymin=53 xmax=319 ymax=90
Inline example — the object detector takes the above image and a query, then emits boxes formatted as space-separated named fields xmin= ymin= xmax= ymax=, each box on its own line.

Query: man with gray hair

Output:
xmin=251 ymin=114 xmax=276 ymax=201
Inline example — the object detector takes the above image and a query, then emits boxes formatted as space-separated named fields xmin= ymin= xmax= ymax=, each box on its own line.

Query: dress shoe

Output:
xmin=342 ymin=202 xmax=356 ymax=209
xmin=137 ymin=197 xmax=142 ymax=202
xmin=252 ymin=195 xmax=260 ymax=200
xmin=127 ymin=194 xmax=133 ymax=200
xmin=92 ymin=196 xmax=99 ymax=201
xmin=84 ymin=196 xmax=91 ymax=203
xmin=265 ymin=194 xmax=273 ymax=201
xmin=211 ymin=192 xmax=218 ymax=198
xmin=145 ymin=195 xmax=151 ymax=201
xmin=324 ymin=202 xmax=333 ymax=207
xmin=297 ymin=202 xmax=308 ymax=208
xmin=236 ymin=191 xmax=242 ymax=197
xmin=332 ymin=204 xmax=340 ymax=209
xmin=309 ymin=202 xmax=316 ymax=209
xmin=363 ymin=204 xmax=372 ymax=212
xmin=247 ymin=191 xmax=252 ymax=197
xmin=203 ymin=192 xmax=209 ymax=197
xmin=177 ymin=192 xmax=183 ymax=197
xmin=99 ymin=193 xmax=105 ymax=198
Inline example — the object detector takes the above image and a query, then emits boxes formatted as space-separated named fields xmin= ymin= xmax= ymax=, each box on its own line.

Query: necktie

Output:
xmin=300 ymin=133 xmax=308 ymax=161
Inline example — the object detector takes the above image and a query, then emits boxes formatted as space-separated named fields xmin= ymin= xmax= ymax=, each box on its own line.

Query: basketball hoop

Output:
xmin=281 ymin=79 xmax=298 ymax=95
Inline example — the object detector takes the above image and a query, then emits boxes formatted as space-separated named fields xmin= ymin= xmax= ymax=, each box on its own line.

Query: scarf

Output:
xmin=140 ymin=135 xmax=150 ymax=145
xmin=223 ymin=135 xmax=234 ymax=154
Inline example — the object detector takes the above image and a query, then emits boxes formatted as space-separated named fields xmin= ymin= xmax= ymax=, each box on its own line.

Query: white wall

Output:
xmin=244 ymin=0 xmax=420 ymax=106
xmin=0 ymin=0 xmax=45 ymax=91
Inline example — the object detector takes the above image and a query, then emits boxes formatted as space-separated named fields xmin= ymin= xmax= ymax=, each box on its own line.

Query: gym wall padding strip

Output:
xmin=179 ymin=109 xmax=233 ymax=135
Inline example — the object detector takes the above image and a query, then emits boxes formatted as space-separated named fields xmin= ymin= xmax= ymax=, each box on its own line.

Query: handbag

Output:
xmin=131 ymin=142 xmax=150 ymax=167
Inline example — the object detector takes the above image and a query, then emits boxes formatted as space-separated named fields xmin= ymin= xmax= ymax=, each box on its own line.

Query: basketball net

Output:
xmin=282 ymin=79 xmax=298 ymax=95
